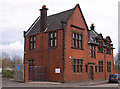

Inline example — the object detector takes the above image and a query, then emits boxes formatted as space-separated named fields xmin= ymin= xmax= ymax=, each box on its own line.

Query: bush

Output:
xmin=2 ymin=70 xmax=14 ymax=78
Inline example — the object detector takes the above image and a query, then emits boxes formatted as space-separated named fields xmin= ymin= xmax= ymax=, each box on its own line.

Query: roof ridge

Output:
xmin=47 ymin=8 xmax=75 ymax=18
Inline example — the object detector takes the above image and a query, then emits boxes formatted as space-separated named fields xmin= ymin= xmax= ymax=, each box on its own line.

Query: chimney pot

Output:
xmin=90 ymin=23 xmax=95 ymax=31
xmin=42 ymin=5 xmax=46 ymax=8
xmin=91 ymin=23 xmax=94 ymax=26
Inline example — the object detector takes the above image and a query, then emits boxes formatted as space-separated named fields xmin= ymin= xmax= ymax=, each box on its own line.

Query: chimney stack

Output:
xmin=90 ymin=23 xmax=95 ymax=31
xmin=40 ymin=5 xmax=48 ymax=32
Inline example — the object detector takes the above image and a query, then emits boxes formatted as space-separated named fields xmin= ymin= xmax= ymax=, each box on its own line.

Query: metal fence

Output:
xmin=29 ymin=66 xmax=46 ymax=81
xmin=14 ymin=64 xmax=24 ymax=82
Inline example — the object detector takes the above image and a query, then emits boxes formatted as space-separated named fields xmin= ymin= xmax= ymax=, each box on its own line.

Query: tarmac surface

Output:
xmin=1 ymin=76 xmax=119 ymax=88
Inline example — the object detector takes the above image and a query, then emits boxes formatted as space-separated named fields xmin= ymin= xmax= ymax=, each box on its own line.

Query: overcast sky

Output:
xmin=0 ymin=0 xmax=119 ymax=58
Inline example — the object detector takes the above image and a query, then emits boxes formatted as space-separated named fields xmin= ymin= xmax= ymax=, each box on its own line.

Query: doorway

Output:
xmin=90 ymin=66 xmax=94 ymax=80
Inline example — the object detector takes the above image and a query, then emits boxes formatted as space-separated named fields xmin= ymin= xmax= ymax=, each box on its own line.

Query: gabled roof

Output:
xmin=98 ymin=33 xmax=104 ymax=40
xmin=25 ymin=7 xmax=75 ymax=36
xmin=105 ymin=36 xmax=112 ymax=42
xmin=25 ymin=4 xmax=89 ymax=36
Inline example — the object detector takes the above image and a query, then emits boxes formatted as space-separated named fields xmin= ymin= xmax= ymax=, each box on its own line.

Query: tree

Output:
xmin=118 ymin=51 xmax=120 ymax=67
xmin=1 ymin=52 xmax=23 ymax=72
xmin=0 ymin=57 xmax=2 ymax=68
xmin=114 ymin=51 xmax=120 ymax=68
xmin=11 ymin=55 xmax=22 ymax=70
xmin=2 ymin=52 xmax=11 ymax=72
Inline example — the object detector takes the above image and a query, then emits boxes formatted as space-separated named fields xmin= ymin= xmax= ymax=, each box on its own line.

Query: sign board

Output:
xmin=55 ymin=68 xmax=60 ymax=73
xmin=17 ymin=65 xmax=20 ymax=70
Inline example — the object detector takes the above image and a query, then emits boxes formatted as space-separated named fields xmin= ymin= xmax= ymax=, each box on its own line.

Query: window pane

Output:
xmin=94 ymin=51 xmax=96 ymax=58
xmin=33 ymin=36 xmax=36 ymax=41
xmin=30 ymin=37 xmax=32 ymax=41
xmin=30 ymin=43 xmax=32 ymax=49
xmin=79 ymin=34 xmax=82 ymax=40
xmin=33 ymin=42 xmax=35 ymax=49
xmin=50 ymin=33 xmax=53 ymax=38
xmin=93 ymin=46 xmax=95 ymax=50
xmin=73 ymin=65 xmax=76 ymax=73
xmin=50 ymin=40 xmax=53 ymax=47
xmin=73 ymin=40 xmax=75 ymax=47
xmin=76 ymin=40 xmax=78 ymax=48
xmin=80 ymin=65 xmax=82 ymax=72
xmin=85 ymin=65 xmax=88 ymax=72
xmin=79 ymin=41 xmax=81 ymax=48
xmin=76 ymin=34 xmax=78 ymax=39
xmin=55 ymin=39 xmax=57 ymax=46
xmin=90 ymin=46 xmax=92 ymax=50
xmin=73 ymin=33 xmax=75 ymax=38
xmin=54 ymin=32 xmax=57 ymax=38
xmin=80 ymin=60 xmax=82 ymax=64
xmin=101 ymin=61 xmax=103 ymax=65
xmin=77 ymin=65 xmax=79 ymax=72
xmin=95 ymin=66 xmax=97 ymax=72
xmin=99 ymin=61 xmax=100 ymax=65
xmin=77 ymin=59 xmax=79 ymax=64
xmin=73 ymin=59 xmax=76 ymax=64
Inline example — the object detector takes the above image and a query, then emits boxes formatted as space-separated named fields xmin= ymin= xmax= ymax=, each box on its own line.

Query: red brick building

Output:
xmin=24 ymin=4 xmax=114 ymax=83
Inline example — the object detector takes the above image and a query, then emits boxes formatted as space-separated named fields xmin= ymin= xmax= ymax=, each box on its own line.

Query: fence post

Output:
xmin=24 ymin=61 xmax=29 ymax=83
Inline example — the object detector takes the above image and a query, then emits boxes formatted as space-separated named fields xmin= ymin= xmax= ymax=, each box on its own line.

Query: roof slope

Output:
xmin=26 ymin=8 xmax=75 ymax=35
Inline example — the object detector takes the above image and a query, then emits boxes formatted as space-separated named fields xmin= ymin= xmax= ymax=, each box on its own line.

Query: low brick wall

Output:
xmin=113 ymin=68 xmax=120 ymax=74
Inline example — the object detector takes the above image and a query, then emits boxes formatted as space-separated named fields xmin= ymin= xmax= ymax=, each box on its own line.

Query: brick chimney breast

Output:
xmin=90 ymin=23 xmax=95 ymax=31
xmin=40 ymin=5 xmax=48 ymax=32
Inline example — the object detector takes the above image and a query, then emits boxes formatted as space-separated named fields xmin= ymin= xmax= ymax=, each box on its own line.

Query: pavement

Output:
xmin=1 ymin=76 xmax=110 ymax=87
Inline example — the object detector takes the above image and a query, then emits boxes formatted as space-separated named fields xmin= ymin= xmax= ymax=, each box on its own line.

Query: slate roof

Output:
xmin=25 ymin=4 xmax=113 ymax=48
xmin=88 ymin=29 xmax=113 ymax=47
xmin=25 ymin=8 xmax=75 ymax=36
xmin=88 ymin=30 xmax=98 ymax=44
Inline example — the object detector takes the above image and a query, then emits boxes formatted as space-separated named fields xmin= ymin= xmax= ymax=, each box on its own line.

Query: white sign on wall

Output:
xmin=55 ymin=68 xmax=60 ymax=73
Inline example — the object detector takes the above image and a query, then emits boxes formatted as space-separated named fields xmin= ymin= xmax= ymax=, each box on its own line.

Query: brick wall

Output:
xmin=24 ymin=5 xmax=114 ymax=82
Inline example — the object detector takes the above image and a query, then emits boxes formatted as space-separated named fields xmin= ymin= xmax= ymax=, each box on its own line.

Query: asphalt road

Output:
xmin=1 ymin=76 xmax=119 ymax=88
xmin=77 ymin=83 xmax=118 ymax=87
xmin=0 ymin=75 xmax=2 ymax=89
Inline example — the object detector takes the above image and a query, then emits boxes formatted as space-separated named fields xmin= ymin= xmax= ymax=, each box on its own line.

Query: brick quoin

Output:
xmin=24 ymin=4 xmax=114 ymax=83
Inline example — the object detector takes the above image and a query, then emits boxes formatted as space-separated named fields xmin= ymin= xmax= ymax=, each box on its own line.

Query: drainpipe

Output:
xmin=23 ymin=31 xmax=29 ymax=83
xmin=104 ymin=47 xmax=106 ymax=80
xmin=61 ymin=21 xmax=67 ymax=83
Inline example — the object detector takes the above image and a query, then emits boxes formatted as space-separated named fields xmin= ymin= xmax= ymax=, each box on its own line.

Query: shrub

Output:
xmin=2 ymin=70 xmax=14 ymax=78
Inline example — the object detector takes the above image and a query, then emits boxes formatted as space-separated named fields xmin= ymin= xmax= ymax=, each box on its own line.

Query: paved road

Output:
xmin=77 ymin=83 xmax=118 ymax=87
xmin=1 ymin=77 xmax=119 ymax=88
xmin=0 ymin=75 xmax=2 ymax=89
